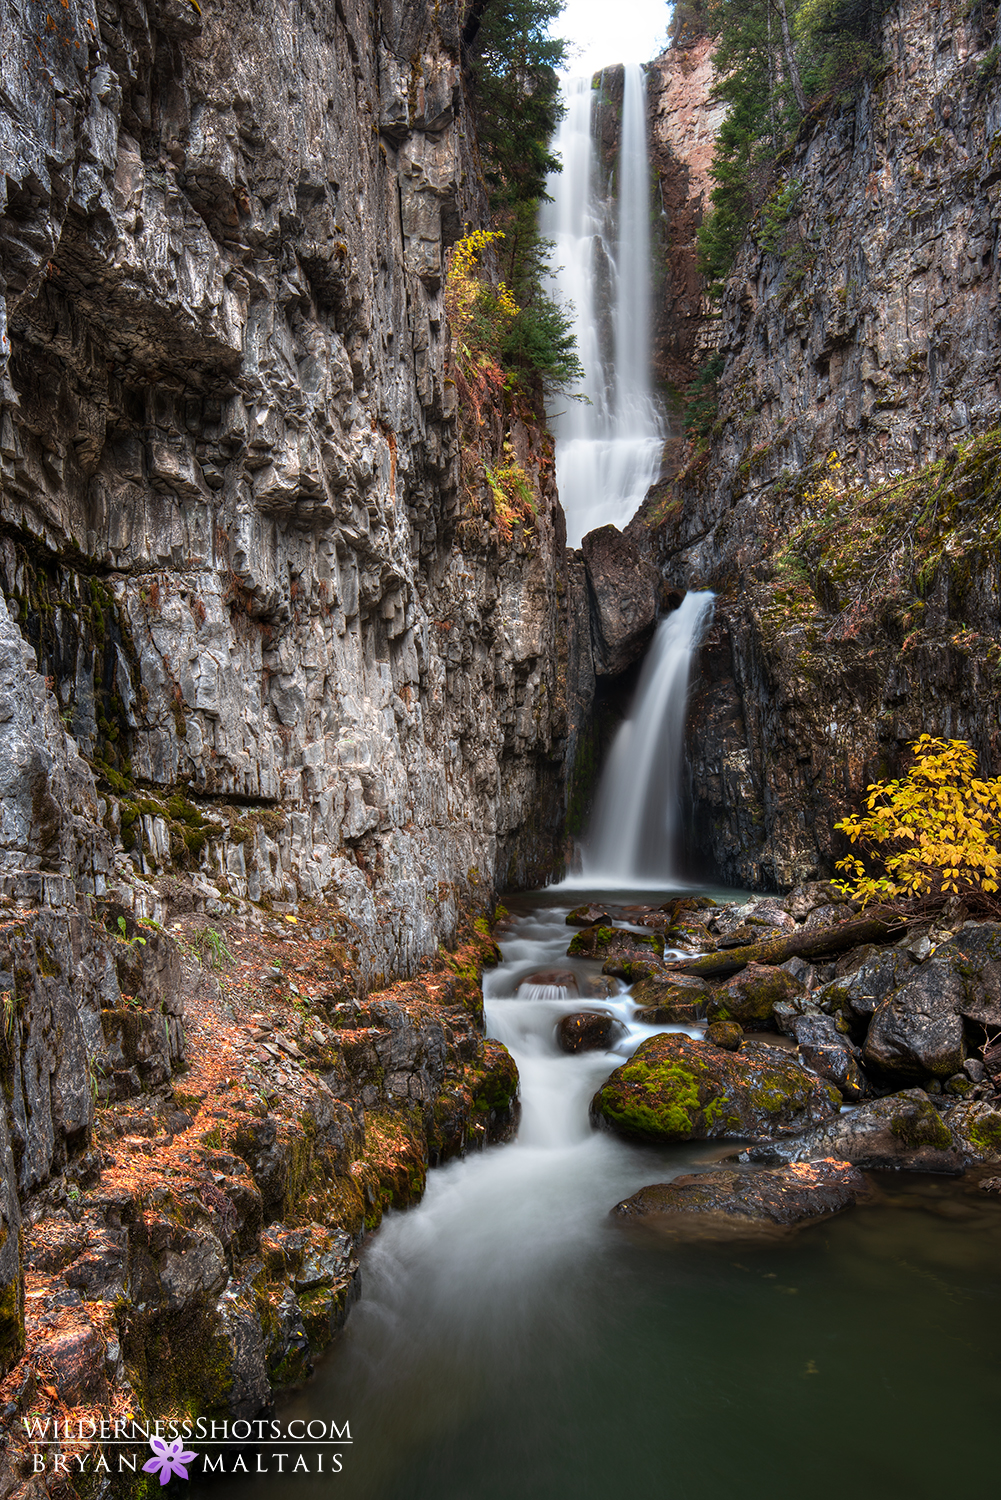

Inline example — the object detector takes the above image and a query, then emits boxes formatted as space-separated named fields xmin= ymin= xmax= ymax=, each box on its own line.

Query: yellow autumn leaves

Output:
xmin=834 ymin=735 xmax=1001 ymax=905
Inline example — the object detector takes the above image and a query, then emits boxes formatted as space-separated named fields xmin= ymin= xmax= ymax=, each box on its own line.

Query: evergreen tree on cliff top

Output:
xmin=697 ymin=0 xmax=890 ymax=295
xmin=462 ymin=0 xmax=582 ymax=397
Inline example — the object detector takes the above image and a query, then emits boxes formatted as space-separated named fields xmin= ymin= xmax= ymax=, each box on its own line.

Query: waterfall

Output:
xmin=542 ymin=65 xmax=664 ymax=549
xmin=583 ymin=591 xmax=715 ymax=885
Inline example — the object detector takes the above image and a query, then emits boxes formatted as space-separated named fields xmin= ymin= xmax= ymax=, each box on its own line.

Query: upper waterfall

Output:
xmin=542 ymin=65 xmax=664 ymax=549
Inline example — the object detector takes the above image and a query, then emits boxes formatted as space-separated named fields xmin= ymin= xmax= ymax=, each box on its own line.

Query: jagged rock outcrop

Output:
xmin=646 ymin=35 xmax=722 ymax=391
xmin=644 ymin=0 xmax=1001 ymax=887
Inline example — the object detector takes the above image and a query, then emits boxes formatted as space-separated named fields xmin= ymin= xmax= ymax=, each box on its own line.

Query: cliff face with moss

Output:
xmin=645 ymin=0 xmax=1001 ymax=889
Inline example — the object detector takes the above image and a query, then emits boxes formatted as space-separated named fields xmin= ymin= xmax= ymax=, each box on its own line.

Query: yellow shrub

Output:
xmin=834 ymin=735 xmax=1001 ymax=905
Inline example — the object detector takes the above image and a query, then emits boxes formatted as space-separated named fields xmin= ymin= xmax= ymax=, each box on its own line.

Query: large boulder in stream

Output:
xmin=611 ymin=1159 xmax=868 ymax=1241
xmin=590 ymin=1034 xmax=840 ymax=1143
xmin=581 ymin=526 xmax=661 ymax=676
xmin=863 ymin=962 xmax=968 ymax=1081
xmin=813 ymin=949 xmax=916 ymax=1030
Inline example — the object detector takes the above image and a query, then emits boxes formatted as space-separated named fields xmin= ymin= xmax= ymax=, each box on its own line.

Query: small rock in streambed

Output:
xmin=555 ymin=1011 xmax=625 ymax=1054
xmin=610 ymin=1159 xmax=869 ymax=1241
xmin=787 ymin=1013 xmax=866 ymax=1102
xmin=565 ymin=904 xmax=613 ymax=928
xmin=582 ymin=974 xmax=622 ymax=1000
xmin=706 ymin=1020 xmax=743 ymax=1051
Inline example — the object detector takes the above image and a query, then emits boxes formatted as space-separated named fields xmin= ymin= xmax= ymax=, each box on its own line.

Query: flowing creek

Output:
xmin=213 ymin=888 xmax=1001 ymax=1500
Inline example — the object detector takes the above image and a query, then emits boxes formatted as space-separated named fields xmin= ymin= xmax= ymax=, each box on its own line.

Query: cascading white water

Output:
xmin=542 ymin=65 xmax=664 ymax=548
xmin=583 ymin=590 xmax=715 ymax=885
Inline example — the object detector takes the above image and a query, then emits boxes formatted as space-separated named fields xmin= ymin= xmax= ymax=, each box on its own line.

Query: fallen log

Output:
xmin=667 ymin=908 xmax=908 ymax=980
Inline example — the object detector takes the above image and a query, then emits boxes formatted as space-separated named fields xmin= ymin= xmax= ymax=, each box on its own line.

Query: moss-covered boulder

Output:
xmin=707 ymin=962 xmax=804 ymax=1027
xmin=940 ymin=1098 xmax=1001 ymax=1163
xmin=611 ymin=1159 xmax=868 ymax=1240
xmin=707 ymin=1020 xmax=743 ymax=1051
xmin=631 ymin=975 xmax=711 ymax=1024
xmin=567 ymin=925 xmax=664 ymax=962
xmin=590 ymin=1034 xmax=840 ymax=1143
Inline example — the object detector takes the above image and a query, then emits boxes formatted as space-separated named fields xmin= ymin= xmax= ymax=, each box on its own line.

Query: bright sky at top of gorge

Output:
xmin=556 ymin=0 xmax=669 ymax=73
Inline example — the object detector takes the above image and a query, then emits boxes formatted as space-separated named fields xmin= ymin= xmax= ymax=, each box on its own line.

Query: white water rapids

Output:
xmin=542 ymin=65 xmax=664 ymax=546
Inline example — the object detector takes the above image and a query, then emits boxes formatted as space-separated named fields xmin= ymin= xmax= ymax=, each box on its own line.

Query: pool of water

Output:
xmin=202 ymin=891 xmax=1001 ymax=1500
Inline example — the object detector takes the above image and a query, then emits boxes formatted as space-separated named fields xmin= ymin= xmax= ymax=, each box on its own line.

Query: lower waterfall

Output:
xmin=582 ymin=590 xmax=715 ymax=886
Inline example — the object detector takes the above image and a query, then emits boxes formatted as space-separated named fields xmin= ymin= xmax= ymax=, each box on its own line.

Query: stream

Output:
xmin=212 ymin=887 xmax=1001 ymax=1500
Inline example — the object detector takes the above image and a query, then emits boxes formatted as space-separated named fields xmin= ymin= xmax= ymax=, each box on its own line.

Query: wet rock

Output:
xmin=581 ymin=975 xmax=622 ymax=1000
xmin=743 ymin=1088 xmax=963 ymax=1172
xmin=784 ymin=883 xmax=850 ymax=920
xmin=863 ymin=962 xmax=967 ymax=1081
xmin=214 ymin=1277 xmax=271 ymax=1418
xmin=581 ymin=526 xmax=661 ymax=676
xmin=630 ymin=975 xmax=711 ymax=1023
xmin=518 ymin=969 xmax=580 ymax=996
xmin=611 ymin=1159 xmax=868 ymax=1238
xmin=591 ymin=1033 xmax=840 ymax=1143
xmin=469 ymin=1039 xmax=520 ymax=1143
xmin=940 ymin=1099 xmax=1001 ymax=1163
xmin=708 ymin=962 xmax=803 ymax=1026
xmin=566 ymin=905 xmax=612 ymax=928
xmin=706 ymin=1021 xmax=743 ymax=1050
xmin=815 ymin=950 xmax=916 ymax=1030
xmin=788 ymin=1014 xmax=866 ymax=1101
xmin=556 ymin=1012 xmax=624 ymax=1053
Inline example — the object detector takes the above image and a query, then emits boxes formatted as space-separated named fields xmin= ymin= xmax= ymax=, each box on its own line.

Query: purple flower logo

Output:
xmin=143 ymin=1437 xmax=197 ymax=1484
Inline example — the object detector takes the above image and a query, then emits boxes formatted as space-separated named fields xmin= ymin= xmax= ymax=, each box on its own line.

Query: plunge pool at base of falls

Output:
xmin=198 ymin=888 xmax=1001 ymax=1500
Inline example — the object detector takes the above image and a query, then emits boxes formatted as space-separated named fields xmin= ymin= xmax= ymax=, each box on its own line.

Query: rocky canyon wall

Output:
xmin=645 ymin=0 xmax=1001 ymax=890
xmin=0 ymin=0 xmax=599 ymax=1462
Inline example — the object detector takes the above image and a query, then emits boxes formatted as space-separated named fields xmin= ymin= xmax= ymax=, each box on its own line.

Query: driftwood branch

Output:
xmin=668 ymin=909 xmax=908 ymax=980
